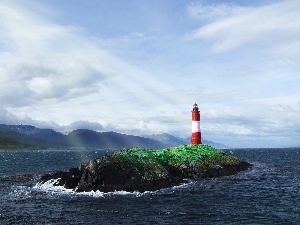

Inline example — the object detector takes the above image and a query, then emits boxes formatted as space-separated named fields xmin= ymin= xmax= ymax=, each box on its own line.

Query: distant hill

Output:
xmin=201 ymin=139 xmax=229 ymax=149
xmin=147 ymin=133 xmax=229 ymax=149
xmin=0 ymin=124 xmax=229 ymax=150
xmin=5 ymin=124 xmax=68 ymax=147
xmin=0 ymin=124 xmax=167 ymax=150
xmin=66 ymin=129 xmax=167 ymax=149
xmin=0 ymin=137 xmax=38 ymax=149
xmin=146 ymin=133 xmax=187 ymax=147
xmin=0 ymin=124 xmax=57 ymax=148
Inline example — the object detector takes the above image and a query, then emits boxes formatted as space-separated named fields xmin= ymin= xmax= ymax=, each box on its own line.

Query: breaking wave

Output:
xmin=32 ymin=178 xmax=198 ymax=198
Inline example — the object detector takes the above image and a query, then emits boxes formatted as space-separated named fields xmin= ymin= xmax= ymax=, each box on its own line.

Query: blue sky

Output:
xmin=0 ymin=0 xmax=299 ymax=148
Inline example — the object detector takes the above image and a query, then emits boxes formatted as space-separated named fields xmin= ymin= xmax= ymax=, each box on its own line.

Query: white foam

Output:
xmin=33 ymin=179 xmax=75 ymax=195
xmin=77 ymin=189 xmax=143 ymax=198
xmin=33 ymin=179 xmax=144 ymax=197
xmin=32 ymin=179 xmax=196 ymax=198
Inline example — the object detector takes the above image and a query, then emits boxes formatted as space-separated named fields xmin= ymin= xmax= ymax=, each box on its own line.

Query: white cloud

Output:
xmin=0 ymin=106 xmax=60 ymax=130
xmin=62 ymin=120 xmax=104 ymax=132
xmin=187 ymin=2 xmax=245 ymax=20
xmin=0 ymin=107 xmax=19 ymax=124
xmin=187 ymin=0 xmax=300 ymax=62
xmin=0 ymin=2 xmax=115 ymax=107
xmin=200 ymin=98 xmax=300 ymax=148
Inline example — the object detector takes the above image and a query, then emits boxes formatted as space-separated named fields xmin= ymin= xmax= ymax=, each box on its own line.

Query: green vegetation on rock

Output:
xmin=115 ymin=144 xmax=240 ymax=167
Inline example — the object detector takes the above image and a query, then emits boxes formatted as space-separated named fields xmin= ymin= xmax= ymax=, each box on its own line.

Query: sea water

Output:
xmin=0 ymin=148 xmax=299 ymax=224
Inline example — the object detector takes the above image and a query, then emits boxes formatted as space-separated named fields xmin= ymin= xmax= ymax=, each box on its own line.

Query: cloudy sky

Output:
xmin=0 ymin=0 xmax=299 ymax=148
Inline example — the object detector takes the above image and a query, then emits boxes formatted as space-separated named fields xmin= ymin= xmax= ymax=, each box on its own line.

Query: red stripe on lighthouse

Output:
xmin=191 ymin=103 xmax=202 ymax=144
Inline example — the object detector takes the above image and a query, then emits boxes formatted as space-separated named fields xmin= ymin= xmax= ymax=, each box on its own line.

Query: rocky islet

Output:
xmin=39 ymin=144 xmax=252 ymax=192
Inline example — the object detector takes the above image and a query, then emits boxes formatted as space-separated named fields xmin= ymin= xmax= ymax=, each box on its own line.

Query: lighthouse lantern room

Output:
xmin=191 ymin=102 xmax=202 ymax=144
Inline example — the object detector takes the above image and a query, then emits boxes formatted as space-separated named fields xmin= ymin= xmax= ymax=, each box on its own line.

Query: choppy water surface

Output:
xmin=0 ymin=148 xmax=299 ymax=224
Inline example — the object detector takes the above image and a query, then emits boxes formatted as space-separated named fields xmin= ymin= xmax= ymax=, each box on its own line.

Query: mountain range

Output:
xmin=0 ymin=124 xmax=228 ymax=150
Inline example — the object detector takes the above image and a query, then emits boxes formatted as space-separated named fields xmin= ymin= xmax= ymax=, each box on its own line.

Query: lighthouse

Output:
xmin=191 ymin=102 xmax=202 ymax=144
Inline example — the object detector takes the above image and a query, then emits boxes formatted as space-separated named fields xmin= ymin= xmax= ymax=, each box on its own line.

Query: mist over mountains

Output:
xmin=0 ymin=124 xmax=228 ymax=150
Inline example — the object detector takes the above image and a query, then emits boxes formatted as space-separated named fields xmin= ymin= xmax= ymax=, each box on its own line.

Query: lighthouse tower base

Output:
xmin=191 ymin=132 xmax=201 ymax=144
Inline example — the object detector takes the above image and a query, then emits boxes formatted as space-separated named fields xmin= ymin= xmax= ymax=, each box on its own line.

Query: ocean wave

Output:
xmin=32 ymin=178 xmax=197 ymax=198
xmin=7 ymin=185 xmax=33 ymax=200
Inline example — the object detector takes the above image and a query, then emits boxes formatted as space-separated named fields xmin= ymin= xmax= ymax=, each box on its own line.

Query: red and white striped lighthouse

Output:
xmin=191 ymin=102 xmax=202 ymax=144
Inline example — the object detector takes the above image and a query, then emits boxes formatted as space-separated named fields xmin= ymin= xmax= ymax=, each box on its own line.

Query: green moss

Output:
xmin=111 ymin=144 xmax=240 ymax=169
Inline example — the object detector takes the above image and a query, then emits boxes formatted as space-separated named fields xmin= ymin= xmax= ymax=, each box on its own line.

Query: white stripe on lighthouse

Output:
xmin=192 ymin=121 xmax=200 ymax=133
